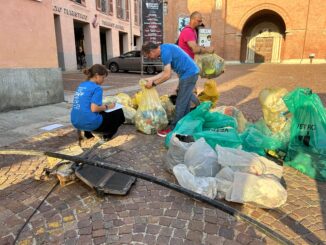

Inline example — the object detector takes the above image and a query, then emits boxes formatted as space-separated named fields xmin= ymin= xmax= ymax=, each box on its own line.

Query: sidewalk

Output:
xmin=0 ymin=64 xmax=325 ymax=245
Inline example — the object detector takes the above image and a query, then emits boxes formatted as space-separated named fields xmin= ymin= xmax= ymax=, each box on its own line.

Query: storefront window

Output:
xmin=116 ymin=0 xmax=129 ymax=21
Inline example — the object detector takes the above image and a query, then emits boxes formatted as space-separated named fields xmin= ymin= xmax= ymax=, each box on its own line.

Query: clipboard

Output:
xmin=105 ymin=103 xmax=124 ymax=113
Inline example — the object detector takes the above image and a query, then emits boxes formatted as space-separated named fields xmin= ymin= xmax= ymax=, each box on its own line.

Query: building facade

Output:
xmin=0 ymin=0 xmax=63 ymax=112
xmin=53 ymin=0 xmax=141 ymax=71
xmin=0 ymin=0 xmax=141 ymax=112
xmin=163 ymin=0 xmax=326 ymax=64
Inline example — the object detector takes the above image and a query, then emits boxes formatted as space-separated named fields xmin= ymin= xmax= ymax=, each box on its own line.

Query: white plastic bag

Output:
xmin=184 ymin=138 xmax=220 ymax=177
xmin=173 ymin=164 xmax=218 ymax=199
xmin=226 ymin=172 xmax=287 ymax=209
xmin=163 ymin=134 xmax=193 ymax=172
xmin=215 ymin=144 xmax=283 ymax=179
xmin=215 ymin=167 xmax=234 ymax=199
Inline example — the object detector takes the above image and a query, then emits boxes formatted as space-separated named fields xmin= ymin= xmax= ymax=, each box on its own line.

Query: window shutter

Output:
xmin=116 ymin=0 xmax=122 ymax=18
xmin=125 ymin=0 xmax=129 ymax=20
xmin=108 ymin=0 xmax=113 ymax=15
xmin=96 ymin=0 xmax=101 ymax=10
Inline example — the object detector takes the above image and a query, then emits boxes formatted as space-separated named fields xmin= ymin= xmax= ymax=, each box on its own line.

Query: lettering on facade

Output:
xmin=53 ymin=5 xmax=88 ymax=21
xmin=102 ymin=20 xmax=125 ymax=31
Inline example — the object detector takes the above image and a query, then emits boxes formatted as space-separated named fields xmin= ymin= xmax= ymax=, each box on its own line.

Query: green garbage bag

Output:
xmin=240 ymin=125 xmax=284 ymax=156
xmin=193 ymin=127 xmax=241 ymax=149
xmin=252 ymin=119 xmax=291 ymax=152
xmin=283 ymin=87 xmax=326 ymax=181
xmin=203 ymin=111 xmax=238 ymax=130
xmin=165 ymin=102 xmax=211 ymax=147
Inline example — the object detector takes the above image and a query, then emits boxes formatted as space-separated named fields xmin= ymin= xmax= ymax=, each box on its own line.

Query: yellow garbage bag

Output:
xmin=115 ymin=93 xmax=132 ymax=107
xmin=135 ymin=80 xmax=168 ymax=134
xmin=160 ymin=95 xmax=175 ymax=122
xmin=131 ymin=90 xmax=143 ymax=109
xmin=259 ymin=88 xmax=289 ymax=133
xmin=198 ymin=79 xmax=219 ymax=107
xmin=195 ymin=54 xmax=225 ymax=79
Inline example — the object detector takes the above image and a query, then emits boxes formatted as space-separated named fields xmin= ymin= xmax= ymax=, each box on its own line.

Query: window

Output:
xmin=96 ymin=0 xmax=113 ymax=15
xmin=134 ymin=0 xmax=140 ymax=25
xmin=116 ymin=0 xmax=129 ymax=21
xmin=71 ymin=0 xmax=86 ymax=6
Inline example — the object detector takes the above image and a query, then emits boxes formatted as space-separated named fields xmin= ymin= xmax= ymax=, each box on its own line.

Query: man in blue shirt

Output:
xmin=142 ymin=42 xmax=199 ymax=137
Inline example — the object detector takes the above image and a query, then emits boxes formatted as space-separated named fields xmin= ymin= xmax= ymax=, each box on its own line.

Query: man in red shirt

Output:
xmin=178 ymin=11 xmax=215 ymax=59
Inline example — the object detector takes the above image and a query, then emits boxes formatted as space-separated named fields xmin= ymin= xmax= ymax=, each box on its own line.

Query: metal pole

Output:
xmin=140 ymin=0 xmax=144 ymax=77
xmin=129 ymin=0 xmax=133 ymax=50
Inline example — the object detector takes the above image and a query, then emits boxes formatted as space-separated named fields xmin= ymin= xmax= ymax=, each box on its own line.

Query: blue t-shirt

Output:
xmin=160 ymin=44 xmax=199 ymax=80
xmin=70 ymin=81 xmax=103 ymax=131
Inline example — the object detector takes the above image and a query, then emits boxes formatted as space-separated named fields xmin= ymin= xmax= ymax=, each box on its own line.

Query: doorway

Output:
xmin=100 ymin=31 xmax=107 ymax=65
xmin=74 ymin=21 xmax=86 ymax=69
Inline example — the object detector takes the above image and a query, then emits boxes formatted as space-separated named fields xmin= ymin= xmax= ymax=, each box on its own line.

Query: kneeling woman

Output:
xmin=71 ymin=64 xmax=125 ymax=141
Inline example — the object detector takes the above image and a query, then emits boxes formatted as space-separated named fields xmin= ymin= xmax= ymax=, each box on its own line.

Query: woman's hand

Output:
xmin=106 ymin=102 xmax=116 ymax=110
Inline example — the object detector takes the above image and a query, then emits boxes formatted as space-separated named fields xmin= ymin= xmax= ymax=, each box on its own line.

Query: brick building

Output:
xmin=163 ymin=0 xmax=326 ymax=64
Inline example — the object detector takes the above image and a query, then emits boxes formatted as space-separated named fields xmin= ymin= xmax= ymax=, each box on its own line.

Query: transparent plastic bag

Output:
xmin=215 ymin=144 xmax=283 ymax=179
xmin=135 ymin=80 xmax=168 ymax=134
xmin=227 ymin=172 xmax=287 ymax=209
xmin=173 ymin=164 xmax=218 ymax=199
xmin=163 ymin=134 xmax=194 ymax=173
xmin=184 ymin=138 xmax=220 ymax=177
xmin=259 ymin=88 xmax=289 ymax=133
xmin=195 ymin=54 xmax=225 ymax=79
xmin=115 ymin=93 xmax=132 ymax=107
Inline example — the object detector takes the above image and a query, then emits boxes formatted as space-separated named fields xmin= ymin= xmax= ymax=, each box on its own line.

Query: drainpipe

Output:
xmin=300 ymin=0 xmax=310 ymax=63
xmin=129 ymin=0 xmax=133 ymax=50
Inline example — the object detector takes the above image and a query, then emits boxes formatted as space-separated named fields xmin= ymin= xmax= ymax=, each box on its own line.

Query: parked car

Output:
xmin=106 ymin=50 xmax=162 ymax=75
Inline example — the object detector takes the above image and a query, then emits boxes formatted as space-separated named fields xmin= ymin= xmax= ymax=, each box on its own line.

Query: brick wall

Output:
xmin=164 ymin=0 xmax=326 ymax=63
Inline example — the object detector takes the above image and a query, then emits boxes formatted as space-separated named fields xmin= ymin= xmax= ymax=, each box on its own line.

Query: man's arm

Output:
xmin=187 ymin=40 xmax=214 ymax=54
xmin=145 ymin=64 xmax=172 ymax=89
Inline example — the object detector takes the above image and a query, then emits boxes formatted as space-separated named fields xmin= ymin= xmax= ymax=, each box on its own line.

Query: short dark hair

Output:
xmin=141 ymin=42 xmax=159 ymax=55
xmin=190 ymin=11 xmax=201 ymax=20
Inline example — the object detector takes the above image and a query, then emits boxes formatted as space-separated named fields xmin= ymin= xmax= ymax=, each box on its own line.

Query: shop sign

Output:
xmin=142 ymin=0 xmax=163 ymax=44
xmin=53 ymin=5 xmax=88 ymax=21
xmin=102 ymin=20 xmax=125 ymax=31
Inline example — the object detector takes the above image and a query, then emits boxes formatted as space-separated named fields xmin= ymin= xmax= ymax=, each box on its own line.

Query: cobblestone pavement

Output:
xmin=1 ymin=64 xmax=326 ymax=245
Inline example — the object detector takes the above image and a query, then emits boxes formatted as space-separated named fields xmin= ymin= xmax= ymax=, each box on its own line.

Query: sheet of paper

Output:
xmin=105 ymin=103 xmax=124 ymax=113
xmin=40 ymin=123 xmax=64 ymax=131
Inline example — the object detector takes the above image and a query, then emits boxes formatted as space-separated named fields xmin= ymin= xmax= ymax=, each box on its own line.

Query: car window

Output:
xmin=124 ymin=52 xmax=135 ymax=58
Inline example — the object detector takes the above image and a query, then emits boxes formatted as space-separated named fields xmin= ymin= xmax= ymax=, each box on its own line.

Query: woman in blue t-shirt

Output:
xmin=71 ymin=64 xmax=125 ymax=141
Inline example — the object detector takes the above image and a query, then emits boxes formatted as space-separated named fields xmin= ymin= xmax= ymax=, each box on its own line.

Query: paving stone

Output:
xmin=1 ymin=65 xmax=326 ymax=244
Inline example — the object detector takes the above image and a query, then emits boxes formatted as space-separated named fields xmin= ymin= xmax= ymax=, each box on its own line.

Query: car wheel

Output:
xmin=109 ymin=63 xmax=119 ymax=73
xmin=145 ymin=66 xmax=156 ymax=75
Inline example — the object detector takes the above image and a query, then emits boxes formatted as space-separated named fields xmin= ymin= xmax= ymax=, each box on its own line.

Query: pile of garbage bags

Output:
xmin=104 ymin=81 xmax=326 ymax=203
xmin=165 ymin=135 xmax=286 ymax=209
xmin=162 ymin=87 xmax=326 ymax=208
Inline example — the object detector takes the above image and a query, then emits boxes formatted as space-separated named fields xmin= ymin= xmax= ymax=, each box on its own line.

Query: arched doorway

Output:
xmin=240 ymin=10 xmax=286 ymax=63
